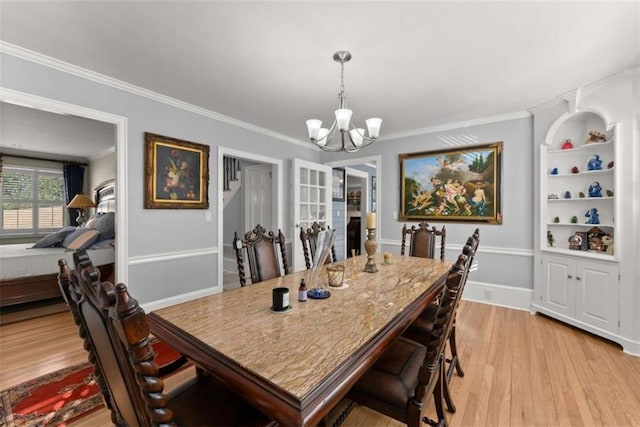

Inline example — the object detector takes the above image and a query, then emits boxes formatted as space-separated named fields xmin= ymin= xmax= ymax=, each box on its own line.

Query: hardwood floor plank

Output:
xmin=2 ymin=300 xmax=640 ymax=427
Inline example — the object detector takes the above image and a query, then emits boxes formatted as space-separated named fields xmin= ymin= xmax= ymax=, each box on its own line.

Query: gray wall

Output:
xmin=2 ymin=50 xmax=534 ymax=305
xmin=322 ymin=117 xmax=535 ymax=290
xmin=1 ymin=52 xmax=318 ymax=305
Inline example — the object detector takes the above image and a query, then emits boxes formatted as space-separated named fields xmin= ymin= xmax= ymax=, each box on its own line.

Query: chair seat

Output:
xmin=402 ymin=303 xmax=438 ymax=346
xmin=349 ymin=336 xmax=426 ymax=420
xmin=170 ymin=375 xmax=275 ymax=426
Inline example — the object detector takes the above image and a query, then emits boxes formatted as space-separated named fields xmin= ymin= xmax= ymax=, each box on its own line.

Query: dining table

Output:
xmin=147 ymin=253 xmax=452 ymax=426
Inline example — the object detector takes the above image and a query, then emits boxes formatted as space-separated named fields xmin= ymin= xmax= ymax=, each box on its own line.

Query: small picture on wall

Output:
xmin=144 ymin=132 xmax=210 ymax=209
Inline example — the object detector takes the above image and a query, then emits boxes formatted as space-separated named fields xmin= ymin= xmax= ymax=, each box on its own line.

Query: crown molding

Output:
xmin=380 ymin=111 xmax=531 ymax=142
xmin=0 ymin=41 xmax=314 ymax=149
xmin=528 ymin=70 xmax=633 ymax=115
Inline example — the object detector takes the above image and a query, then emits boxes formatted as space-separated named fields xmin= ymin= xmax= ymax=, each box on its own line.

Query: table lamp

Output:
xmin=67 ymin=193 xmax=96 ymax=226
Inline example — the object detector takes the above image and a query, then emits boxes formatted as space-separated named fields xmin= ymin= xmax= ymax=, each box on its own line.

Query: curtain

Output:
xmin=64 ymin=163 xmax=85 ymax=226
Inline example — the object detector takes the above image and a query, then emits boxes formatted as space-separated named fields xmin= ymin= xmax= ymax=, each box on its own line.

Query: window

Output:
xmin=1 ymin=165 xmax=65 ymax=234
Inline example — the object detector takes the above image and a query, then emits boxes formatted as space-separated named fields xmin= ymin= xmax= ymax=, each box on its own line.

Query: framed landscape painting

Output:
xmin=399 ymin=142 xmax=503 ymax=223
xmin=144 ymin=132 xmax=210 ymax=209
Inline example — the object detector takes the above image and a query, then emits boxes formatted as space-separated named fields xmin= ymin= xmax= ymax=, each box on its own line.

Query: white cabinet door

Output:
xmin=541 ymin=255 xmax=575 ymax=317
xmin=575 ymin=260 xmax=619 ymax=332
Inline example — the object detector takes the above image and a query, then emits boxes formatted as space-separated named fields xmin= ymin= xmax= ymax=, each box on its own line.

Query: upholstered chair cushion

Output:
xmin=253 ymin=239 xmax=280 ymax=282
xmin=402 ymin=303 xmax=438 ymax=346
xmin=411 ymin=232 xmax=436 ymax=258
xmin=349 ymin=336 xmax=426 ymax=421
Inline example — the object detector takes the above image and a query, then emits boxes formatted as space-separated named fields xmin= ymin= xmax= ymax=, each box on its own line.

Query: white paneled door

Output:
xmin=292 ymin=159 xmax=332 ymax=272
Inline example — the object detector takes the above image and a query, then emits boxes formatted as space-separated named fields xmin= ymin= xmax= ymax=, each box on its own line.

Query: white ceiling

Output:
xmin=1 ymin=1 xmax=638 ymax=147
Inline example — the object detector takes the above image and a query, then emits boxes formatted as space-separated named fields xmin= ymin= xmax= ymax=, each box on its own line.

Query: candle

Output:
xmin=366 ymin=212 xmax=376 ymax=229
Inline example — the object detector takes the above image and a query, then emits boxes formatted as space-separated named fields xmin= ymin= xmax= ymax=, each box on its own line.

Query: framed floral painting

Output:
xmin=144 ymin=132 xmax=210 ymax=209
xmin=399 ymin=142 xmax=503 ymax=223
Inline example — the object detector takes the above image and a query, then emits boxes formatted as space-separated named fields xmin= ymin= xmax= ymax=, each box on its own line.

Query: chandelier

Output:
xmin=306 ymin=51 xmax=382 ymax=152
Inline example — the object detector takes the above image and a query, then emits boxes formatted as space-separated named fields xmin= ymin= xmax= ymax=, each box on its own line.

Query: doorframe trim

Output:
xmin=218 ymin=147 xmax=283 ymax=289
xmin=325 ymin=155 xmax=381 ymax=231
xmin=0 ymin=87 xmax=128 ymax=285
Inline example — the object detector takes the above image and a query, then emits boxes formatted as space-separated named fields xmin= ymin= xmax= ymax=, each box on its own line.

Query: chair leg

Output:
xmin=442 ymin=364 xmax=456 ymax=413
xmin=424 ymin=356 xmax=448 ymax=427
xmin=445 ymin=326 xmax=464 ymax=380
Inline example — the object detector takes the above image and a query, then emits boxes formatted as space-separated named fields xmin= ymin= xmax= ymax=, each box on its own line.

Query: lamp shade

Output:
xmin=67 ymin=194 xmax=96 ymax=209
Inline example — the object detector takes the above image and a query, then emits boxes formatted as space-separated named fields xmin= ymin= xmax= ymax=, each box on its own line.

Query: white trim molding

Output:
xmin=380 ymin=239 xmax=535 ymax=258
xmin=463 ymin=280 xmax=533 ymax=312
xmin=0 ymin=41 xmax=312 ymax=149
xmin=128 ymin=247 xmax=219 ymax=266
xmin=380 ymin=111 xmax=531 ymax=141
xmin=0 ymin=86 xmax=129 ymax=286
xmin=142 ymin=285 xmax=221 ymax=313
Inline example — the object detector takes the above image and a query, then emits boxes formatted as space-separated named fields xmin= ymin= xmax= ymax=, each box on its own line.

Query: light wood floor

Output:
xmin=2 ymin=300 xmax=640 ymax=426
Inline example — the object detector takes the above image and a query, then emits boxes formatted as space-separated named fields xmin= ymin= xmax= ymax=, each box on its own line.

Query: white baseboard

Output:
xmin=142 ymin=285 xmax=221 ymax=313
xmin=462 ymin=280 xmax=533 ymax=312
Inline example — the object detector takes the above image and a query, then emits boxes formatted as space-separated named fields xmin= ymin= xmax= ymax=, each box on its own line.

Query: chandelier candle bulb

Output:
xmin=306 ymin=119 xmax=322 ymax=139
xmin=366 ymin=118 xmax=382 ymax=139
xmin=366 ymin=212 xmax=376 ymax=229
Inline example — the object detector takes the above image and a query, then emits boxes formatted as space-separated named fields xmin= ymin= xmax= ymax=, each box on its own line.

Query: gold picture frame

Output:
xmin=399 ymin=142 xmax=503 ymax=223
xmin=144 ymin=132 xmax=210 ymax=209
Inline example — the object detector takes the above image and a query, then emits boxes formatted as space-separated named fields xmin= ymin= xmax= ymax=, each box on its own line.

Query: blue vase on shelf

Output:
xmin=587 ymin=154 xmax=603 ymax=171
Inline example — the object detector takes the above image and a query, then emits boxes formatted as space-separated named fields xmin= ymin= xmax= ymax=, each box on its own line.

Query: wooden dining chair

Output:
xmin=400 ymin=221 xmax=446 ymax=261
xmin=300 ymin=221 xmax=338 ymax=270
xmin=401 ymin=230 xmax=479 ymax=414
xmin=58 ymin=250 xmax=275 ymax=427
xmin=234 ymin=224 xmax=290 ymax=286
xmin=347 ymin=253 xmax=467 ymax=427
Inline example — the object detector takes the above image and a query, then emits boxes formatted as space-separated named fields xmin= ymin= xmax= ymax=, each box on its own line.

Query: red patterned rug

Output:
xmin=0 ymin=340 xmax=182 ymax=426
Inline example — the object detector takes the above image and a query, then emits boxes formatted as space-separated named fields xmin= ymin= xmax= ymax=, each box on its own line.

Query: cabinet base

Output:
xmin=531 ymin=304 xmax=640 ymax=357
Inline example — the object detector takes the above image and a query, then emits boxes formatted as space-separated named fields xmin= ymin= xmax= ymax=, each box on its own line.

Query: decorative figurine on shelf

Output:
xmin=564 ymin=191 xmax=572 ymax=199
xmin=587 ymin=154 xmax=603 ymax=171
xmin=561 ymin=139 xmax=574 ymax=150
xmin=585 ymin=208 xmax=600 ymax=224
xmin=588 ymin=181 xmax=603 ymax=198
xmin=548 ymin=194 xmax=559 ymax=199
xmin=579 ymin=192 xmax=586 ymax=198
xmin=571 ymin=216 xmax=578 ymax=224
xmin=553 ymin=216 xmax=560 ymax=223
xmin=571 ymin=166 xmax=580 ymax=174
xmin=585 ymin=130 xmax=607 ymax=144
xmin=607 ymin=161 xmax=614 ymax=169
xmin=547 ymin=231 xmax=555 ymax=247
xmin=550 ymin=167 xmax=559 ymax=175
xmin=606 ymin=189 xmax=614 ymax=197
xmin=568 ymin=234 xmax=582 ymax=250
xmin=602 ymin=235 xmax=614 ymax=255
xmin=587 ymin=226 xmax=606 ymax=251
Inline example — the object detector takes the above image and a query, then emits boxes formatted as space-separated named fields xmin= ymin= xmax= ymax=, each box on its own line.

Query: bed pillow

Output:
xmin=62 ymin=228 xmax=102 ymax=251
xmin=84 ymin=212 xmax=104 ymax=229
xmin=31 ymin=226 xmax=77 ymax=248
xmin=93 ymin=212 xmax=115 ymax=241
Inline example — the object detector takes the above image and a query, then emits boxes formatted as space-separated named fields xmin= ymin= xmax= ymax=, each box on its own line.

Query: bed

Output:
xmin=0 ymin=179 xmax=116 ymax=310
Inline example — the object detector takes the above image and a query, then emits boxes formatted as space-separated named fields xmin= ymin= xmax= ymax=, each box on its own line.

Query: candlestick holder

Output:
xmin=364 ymin=227 xmax=378 ymax=273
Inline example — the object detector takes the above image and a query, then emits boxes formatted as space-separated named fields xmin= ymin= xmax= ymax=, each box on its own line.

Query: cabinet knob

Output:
xmin=576 ymin=276 xmax=581 ymax=281
xmin=567 ymin=275 xmax=573 ymax=279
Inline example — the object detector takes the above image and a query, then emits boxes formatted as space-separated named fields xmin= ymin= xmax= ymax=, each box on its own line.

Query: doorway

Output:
xmin=326 ymin=155 xmax=381 ymax=259
xmin=217 ymin=147 xmax=283 ymax=291
xmin=0 ymin=89 xmax=127 ymax=284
